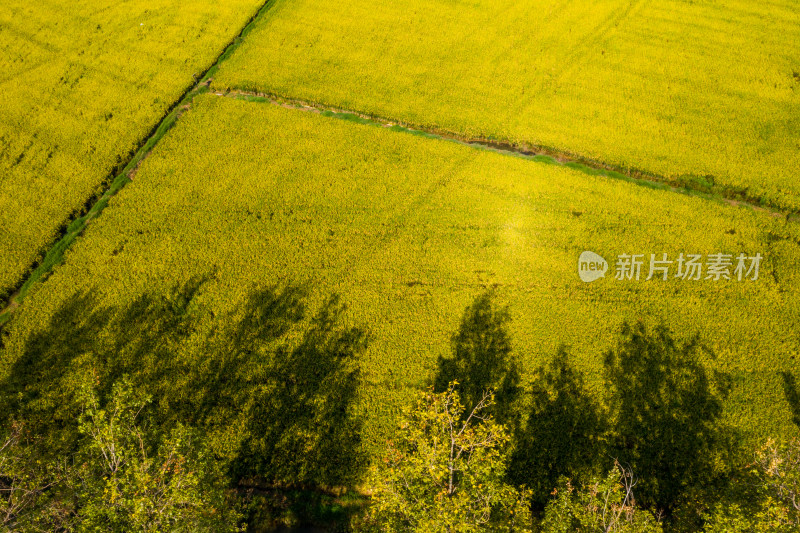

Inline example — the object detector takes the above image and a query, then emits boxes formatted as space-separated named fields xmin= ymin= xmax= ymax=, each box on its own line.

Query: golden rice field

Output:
xmin=213 ymin=0 xmax=800 ymax=211
xmin=0 ymin=0 xmax=264 ymax=298
xmin=3 ymin=94 xmax=798 ymax=455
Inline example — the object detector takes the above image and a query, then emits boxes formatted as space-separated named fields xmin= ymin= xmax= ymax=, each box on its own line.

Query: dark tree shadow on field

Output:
xmin=186 ymin=285 xmax=307 ymax=430
xmin=0 ymin=291 xmax=111 ymax=452
xmin=232 ymin=295 xmax=367 ymax=488
xmin=0 ymin=277 xmax=368 ymax=490
xmin=604 ymin=321 xmax=735 ymax=520
xmin=2 ymin=275 xmax=243 ymax=446
xmin=508 ymin=346 xmax=607 ymax=510
xmin=98 ymin=275 xmax=211 ymax=419
xmin=434 ymin=292 xmax=522 ymax=430
xmin=781 ymin=371 xmax=800 ymax=429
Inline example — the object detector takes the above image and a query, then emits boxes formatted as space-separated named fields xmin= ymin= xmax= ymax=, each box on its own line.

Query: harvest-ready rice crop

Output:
xmin=3 ymin=95 xmax=798 ymax=455
xmin=0 ymin=0 xmax=264 ymax=298
xmin=213 ymin=0 xmax=800 ymax=211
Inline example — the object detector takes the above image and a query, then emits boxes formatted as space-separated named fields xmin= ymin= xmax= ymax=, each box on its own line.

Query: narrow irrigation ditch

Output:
xmin=223 ymin=89 xmax=795 ymax=216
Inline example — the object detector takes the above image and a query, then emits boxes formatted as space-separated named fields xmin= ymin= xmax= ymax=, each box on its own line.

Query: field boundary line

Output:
xmin=220 ymin=89 xmax=797 ymax=221
xmin=0 ymin=0 xmax=279 ymax=326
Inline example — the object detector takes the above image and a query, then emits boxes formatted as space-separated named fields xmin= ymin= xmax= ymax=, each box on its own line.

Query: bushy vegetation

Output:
xmin=703 ymin=438 xmax=800 ymax=531
xmin=0 ymin=378 xmax=241 ymax=531
xmin=365 ymin=300 xmax=800 ymax=532
xmin=0 ymin=0 xmax=265 ymax=297
xmin=540 ymin=464 xmax=663 ymax=532
xmin=364 ymin=383 xmax=532 ymax=532
xmin=213 ymin=0 xmax=800 ymax=211
xmin=0 ymin=279 xmax=368 ymax=530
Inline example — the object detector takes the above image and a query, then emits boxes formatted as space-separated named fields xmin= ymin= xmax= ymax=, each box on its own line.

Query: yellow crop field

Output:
xmin=213 ymin=0 xmax=800 ymax=211
xmin=3 ymin=94 xmax=798 ymax=457
xmin=0 ymin=0 xmax=265 ymax=298
xmin=3 ymin=1 xmax=800 ymax=526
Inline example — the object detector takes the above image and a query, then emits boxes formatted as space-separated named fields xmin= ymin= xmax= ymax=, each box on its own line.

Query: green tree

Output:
xmin=756 ymin=437 xmax=800 ymax=526
xmin=0 ymin=281 xmax=370 ymax=530
xmin=540 ymin=462 xmax=663 ymax=532
xmin=703 ymin=438 xmax=800 ymax=532
xmin=0 ymin=421 xmax=72 ymax=531
xmin=365 ymin=382 xmax=532 ymax=532
xmin=71 ymin=376 xmax=241 ymax=532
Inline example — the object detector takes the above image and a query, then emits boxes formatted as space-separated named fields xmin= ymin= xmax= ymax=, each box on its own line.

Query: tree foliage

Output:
xmin=540 ymin=462 xmax=663 ymax=533
xmin=70 ymin=377 xmax=241 ymax=532
xmin=0 ymin=375 xmax=241 ymax=532
xmin=0 ymin=280 xmax=369 ymax=531
xmin=703 ymin=438 xmax=800 ymax=531
xmin=365 ymin=382 xmax=532 ymax=532
xmin=0 ymin=421 xmax=71 ymax=531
